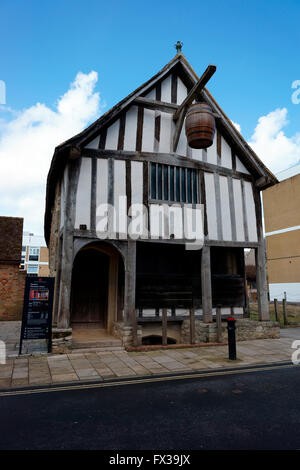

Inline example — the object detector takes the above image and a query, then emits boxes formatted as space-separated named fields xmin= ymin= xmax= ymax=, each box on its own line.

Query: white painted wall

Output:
xmin=85 ymin=135 xmax=99 ymax=149
xmin=113 ymin=160 xmax=126 ymax=235
xmin=221 ymin=137 xmax=232 ymax=169
xmin=161 ymin=75 xmax=172 ymax=103
xmin=232 ymin=178 xmax=245 ymax=241
xmin=105 ymin=119 xmax=120 ymax=150
xmin=124 ymin=106 xmax=138 ymax=151
xmin=159 ymin=112 xmax=173 ymax=153
xmin=236 ymin=157 xmax=250 ymax=174
xmin=131 ymin=161 xmax=143 ymax=205
xmin=177 ymin=77 xmax=187 ymax=105
xmin=142 ymin=109 xmax=155 ymax=152
xmin=75 ymin=158 xmax=91 ymax=229
xmin=269 ymin=283 xmax=300 ymax=302
xmin=206 ymin=133 xmax=218 ymax=165
xmin=244 ymin=181 xmax=258 ymax=242
xmin=96 ymin=159 xmax=108 ymax=207
xmin=219 ymin=175 xmax=232 ymax=241
xmin=204 ymin=172 xmax=218 ymax=240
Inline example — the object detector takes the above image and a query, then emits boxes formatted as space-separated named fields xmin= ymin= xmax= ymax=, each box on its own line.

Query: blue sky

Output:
xmin=1 ymin=0 xmax=300 ymax=233
xmin=1 ymin=0 xmax=300 ymax=137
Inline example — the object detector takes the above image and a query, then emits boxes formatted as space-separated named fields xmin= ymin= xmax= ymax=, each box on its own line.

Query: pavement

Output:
xmin=0 ymin=321 xmax=47 ymax=356
xmin=0 ymin=326 xmax=299 ymax=390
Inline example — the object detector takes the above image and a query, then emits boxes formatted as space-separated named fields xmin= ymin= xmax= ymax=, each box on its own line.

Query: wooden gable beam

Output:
xmin=134 ymin=96 xmax=179 ymax=114
xmin=173 ymin=65 xmax=216 ymax=121
xmin=172 ymin=65 xmax=216 ymax=152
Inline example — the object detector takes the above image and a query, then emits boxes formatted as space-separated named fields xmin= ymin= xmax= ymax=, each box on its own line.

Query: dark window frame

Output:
xmin=149 ymin=163 xmax=199 ymax=204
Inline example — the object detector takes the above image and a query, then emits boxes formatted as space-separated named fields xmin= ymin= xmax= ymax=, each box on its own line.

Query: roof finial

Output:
xmin=174 ymin=40 xmax=183 ymax=53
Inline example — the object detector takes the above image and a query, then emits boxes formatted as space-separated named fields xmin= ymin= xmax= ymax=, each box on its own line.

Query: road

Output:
xmin=0 ymin=363 xmax=299 ymax=450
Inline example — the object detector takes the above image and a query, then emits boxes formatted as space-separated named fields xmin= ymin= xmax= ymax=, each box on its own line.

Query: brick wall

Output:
xmin=0 ymin=264 xmax=26 ymax=320
xmin=0 ymin=217 xmax=23 ymax=262
xmin=0 ymin=216 xmax=26 ymax=320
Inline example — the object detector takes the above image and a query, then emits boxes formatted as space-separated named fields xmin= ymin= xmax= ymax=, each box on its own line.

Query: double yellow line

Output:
xmin=0 ymin=362 xmax=294 ymax=398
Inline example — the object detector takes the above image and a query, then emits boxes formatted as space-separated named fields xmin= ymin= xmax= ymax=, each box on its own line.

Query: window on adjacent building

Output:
xmin=29 ymin=247 xmax=39 ymax=261
xmin=27 ymin=265 xmax=38 ymax=274
xmin=150 ymin=163 xmax=199 ymax=204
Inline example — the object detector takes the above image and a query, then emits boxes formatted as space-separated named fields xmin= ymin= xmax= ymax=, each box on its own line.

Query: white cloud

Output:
xmin=231 ymin=121 xmax=241 ymax=133
xmin=0 ymin=71 xmax=100 ymax=236
xmin=248 ymin=108 xmax=300 ymax=173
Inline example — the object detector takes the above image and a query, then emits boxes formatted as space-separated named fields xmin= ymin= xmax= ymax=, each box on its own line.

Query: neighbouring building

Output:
xmin=0 ymin=217 xmax=26 ymax=321
xmin=20 ymin=232 xmax=50 ymax=277
xmin=45 ymin=50 xmax=277 ymax=349
xmin=263 ymin=172 xmax=300 ymax=301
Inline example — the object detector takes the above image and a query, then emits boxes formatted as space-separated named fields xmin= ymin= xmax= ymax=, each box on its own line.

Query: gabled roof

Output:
xmin=44 ymin=53 xmax=278 ymax=244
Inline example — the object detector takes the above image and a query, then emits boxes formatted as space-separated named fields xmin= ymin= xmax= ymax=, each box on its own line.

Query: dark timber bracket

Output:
xmin=172 ymin=64 xmax=217 ymax=152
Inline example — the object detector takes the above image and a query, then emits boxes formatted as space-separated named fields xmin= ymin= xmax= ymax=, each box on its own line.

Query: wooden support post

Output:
xmin=124 ymin=240 xmax=137 ymax=345
xmin=244 ymin=295 xmax=250 ymax=318
xmin=57 ymin=157 xmax=81 ymax=329
xmin=162 ymin=308 xmax=168 ymax=346
xmin=189 ymin=308 xmax=195 ymax=344
xmin=201 ymin=245 xmax=213 ymax=323
xmin=132 ymin=309 xmax=138 ymax=347
xmin=282 ymin=298 xmax=288 ymax=326
xmin=216 ymin=305 xmax=222 ymax=343
xmin=52 ymin=234 xmax=62 ymax=325
xmin=274 ymin=298 xmax=279 ymax=322
xmin=254 ymin=189 xmax=270 ymax=321
xmin=255 ymin=240 xmax=270 ymax=321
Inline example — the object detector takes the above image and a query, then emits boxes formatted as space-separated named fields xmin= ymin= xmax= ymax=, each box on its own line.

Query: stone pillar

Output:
xmin=201 ymin=245 xmax=213 ymax=323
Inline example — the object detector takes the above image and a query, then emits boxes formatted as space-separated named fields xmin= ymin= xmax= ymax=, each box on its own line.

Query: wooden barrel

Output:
xmin=185 ymin=103 xmax=216 ymax=149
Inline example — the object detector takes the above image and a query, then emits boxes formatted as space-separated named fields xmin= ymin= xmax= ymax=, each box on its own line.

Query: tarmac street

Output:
xmin=0 ymin=364 xmax=299 ymax=450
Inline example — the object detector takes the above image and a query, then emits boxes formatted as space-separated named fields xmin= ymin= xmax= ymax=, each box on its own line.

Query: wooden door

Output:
xmin=71 ymin=249 xmax=109 ymax=327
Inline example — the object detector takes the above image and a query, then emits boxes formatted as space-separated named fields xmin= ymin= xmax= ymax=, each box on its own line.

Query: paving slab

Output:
xmin=0 ymin=331 xmax=297 ymax=389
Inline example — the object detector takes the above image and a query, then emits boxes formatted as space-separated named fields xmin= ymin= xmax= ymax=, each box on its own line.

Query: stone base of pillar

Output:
xmin=113 ymin=322 xmax=142 ymax=347
xmin=181 ymin=319 xmax=280 ymax=343
xmin=52 ymin=327 xmax=72 ymax=353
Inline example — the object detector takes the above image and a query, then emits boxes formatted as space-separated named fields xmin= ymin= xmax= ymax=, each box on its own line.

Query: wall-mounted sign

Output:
xmin=19 ymin=277 xmax=54 ymax=355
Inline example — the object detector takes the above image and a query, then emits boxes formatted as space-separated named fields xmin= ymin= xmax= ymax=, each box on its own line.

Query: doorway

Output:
xmin=71 ymin=248 xmax=109 ymax=328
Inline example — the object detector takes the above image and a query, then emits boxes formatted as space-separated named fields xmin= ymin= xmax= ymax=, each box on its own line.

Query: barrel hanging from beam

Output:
xmin=185 ymin=102 xmax=216 ymax=149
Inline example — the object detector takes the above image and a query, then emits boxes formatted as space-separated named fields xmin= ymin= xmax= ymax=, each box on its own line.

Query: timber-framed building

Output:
xmin=45 ymin=51 xmax=277 ymax=348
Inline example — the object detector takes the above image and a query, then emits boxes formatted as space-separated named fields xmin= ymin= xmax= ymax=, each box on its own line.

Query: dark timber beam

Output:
xmin=172 ymin=64 xmax=217 ymax=152
xmin=134 ymin=97 xmax=179 ymax=114
xmin=173 ymin=65 xmax=217 ymax=121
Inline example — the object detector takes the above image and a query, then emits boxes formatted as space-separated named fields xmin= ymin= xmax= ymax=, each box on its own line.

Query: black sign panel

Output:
xmin=19 ymin=277 xmax=54 ymax=354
